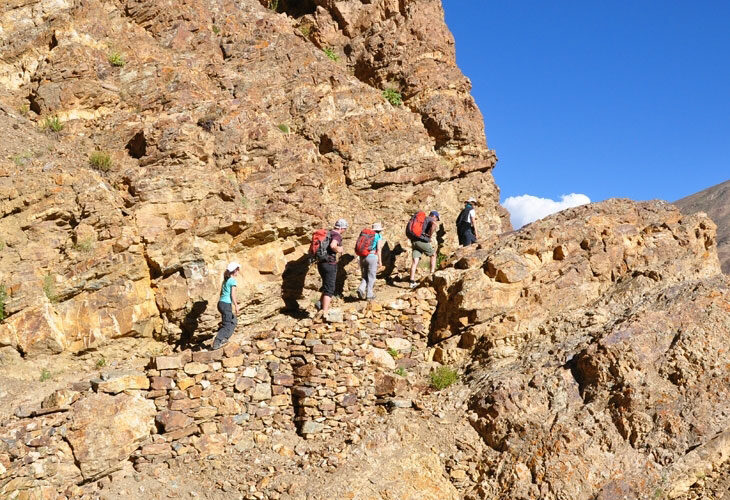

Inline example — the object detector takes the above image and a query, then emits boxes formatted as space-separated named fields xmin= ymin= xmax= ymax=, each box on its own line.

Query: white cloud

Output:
xmin=502 ymin=193 xmax=591 ymax=229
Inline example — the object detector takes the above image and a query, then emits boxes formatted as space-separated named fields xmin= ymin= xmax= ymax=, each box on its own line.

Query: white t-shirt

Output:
xmin=467 ymin=208 xmax=476 ymax=225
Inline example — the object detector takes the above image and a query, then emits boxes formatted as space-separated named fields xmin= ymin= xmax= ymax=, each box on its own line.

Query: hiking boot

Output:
xmin=366 ymin=294 xmax=376 ymax=301
xmin=409 ymin=281 xmax=417 ymax=289
xmin=357 ymin=289 xmax=365 ymax=300
xmin=315 ymin=300 xmax=322 ymax=310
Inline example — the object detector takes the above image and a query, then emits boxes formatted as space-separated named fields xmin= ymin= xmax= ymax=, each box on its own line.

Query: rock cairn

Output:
xmin=0 ymin=289 xmax=437 ymax=498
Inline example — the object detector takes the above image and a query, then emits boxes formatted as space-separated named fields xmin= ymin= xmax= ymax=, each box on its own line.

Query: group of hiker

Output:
xmin=212 ymin=198 xmax=480 ymax=344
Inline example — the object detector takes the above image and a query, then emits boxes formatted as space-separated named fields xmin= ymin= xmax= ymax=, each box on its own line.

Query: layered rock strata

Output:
xmin=0 ymin=0 xmax=508 ymax=356
xmin=431 ymin=199 xmax=730 ymax=499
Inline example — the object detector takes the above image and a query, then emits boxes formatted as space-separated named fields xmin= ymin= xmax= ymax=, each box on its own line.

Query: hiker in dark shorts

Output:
xmin=212 ymin=262 xmax=239 ymax=349
xmin=456 ymin=197 xmax=478 ymax=246
xmin=409 ymin=211 xmax=440 ymax=289
xmin=315 ymin=219 xmax=348 ymax=320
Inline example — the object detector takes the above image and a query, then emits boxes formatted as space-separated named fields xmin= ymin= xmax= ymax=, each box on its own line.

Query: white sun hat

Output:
xmin=372 ymin=222 xmax=384 ymax=231
xmin=226 ymin=262 xmax=240 ymax=273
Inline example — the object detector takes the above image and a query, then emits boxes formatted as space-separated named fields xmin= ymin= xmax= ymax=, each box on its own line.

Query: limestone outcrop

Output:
xmin=675 ymin=178 xmax=730 ymax=274
xmin=0 ymin=0 xmax=507 ymax=355
xmin=431 ymin=199 xmax=730 ymax=499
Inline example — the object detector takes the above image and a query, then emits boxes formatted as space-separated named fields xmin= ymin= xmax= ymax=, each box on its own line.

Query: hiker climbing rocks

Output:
xmin=212 ymin=262 xmax=239 ymax=349
xmin=407 ymin=210 xmax=440 ymax=289
xmin=310 ymin=219 xmax=348 ymax=320
xmin=355 ymin=222 xmax=384 ymax=300
xmin=456 ymin=197 xmax=478 ymax=246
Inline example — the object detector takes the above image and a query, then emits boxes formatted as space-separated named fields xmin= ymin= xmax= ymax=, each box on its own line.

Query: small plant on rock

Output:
xmin=394 ymin=367 xmax=406 ymax=377
xmin=299 ymin=24 xmax=312 ymax=37
xmin=323 ymin=47 xmax=339 ymax=62
xmin=96 ymin=357 xmax=107 ymax=368
xmin=0 ymin=284 xmax=7 ymax=323
xmin=18 ymin=104 xmax=30 ymax=116
xmin=277 ymin=123 xmax=290 ymax=134
xmin=387 ymin=347 xmax=399 ymax=359
xmin=212 ymin=25 xmax=221 ymax=34
xmin=382 ymin=88 xmax=403 ymax=107
xmin=436 ymin=252 xmax=448 ymax=269
xmin=108 ymin=51 xmax=125 ymax=67
xmin=42 ymin=116 xmax=63 ymax=133
xmin=40 ymin=368 xmax=52 ymax=382
xmin=42 ymin=273 xmax=58 ymax=303
xmin=89 ymin=151 xmax=112 ymax=172
xmin=73 ymin=237 xmax=94 ymax=253
xmin=430 ymin=365 xmax=459 ymax=390
xmin=268 ymin=0 xmax=279 ymax=11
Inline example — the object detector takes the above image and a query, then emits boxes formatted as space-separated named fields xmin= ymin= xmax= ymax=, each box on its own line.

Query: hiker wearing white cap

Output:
xmin=213 ymin=262 xmax=240 ymax=349
xmin=456 ymin=197 xmax=478 ymax=247
xmin=355 ymin=222 xmax=384 ymax=300
xmin=314 ymin=219 xmax=348 ymax=320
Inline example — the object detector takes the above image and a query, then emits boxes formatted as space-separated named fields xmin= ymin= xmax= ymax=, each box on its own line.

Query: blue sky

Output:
xmin=442 ymin=1 xmax=730 ymax=210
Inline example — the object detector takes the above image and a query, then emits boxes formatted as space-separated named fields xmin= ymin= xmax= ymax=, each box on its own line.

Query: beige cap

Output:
xmin=372 ymin=222 xmax=384 ymax=231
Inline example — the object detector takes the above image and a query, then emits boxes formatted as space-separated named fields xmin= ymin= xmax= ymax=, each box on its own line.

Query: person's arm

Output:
xmin=376 ymin=237 xmax=384 ymax=267
xmin=230 ymin=285 xmax=238 ymax=316
xmin=471 ymin=211 xmax=478 ymax=238
xmin=330 ymin=238 xmax=344 ymax=254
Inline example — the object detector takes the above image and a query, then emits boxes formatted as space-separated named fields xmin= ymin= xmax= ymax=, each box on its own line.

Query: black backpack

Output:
xmin=456 ymin=204 xmax=473 ymax=228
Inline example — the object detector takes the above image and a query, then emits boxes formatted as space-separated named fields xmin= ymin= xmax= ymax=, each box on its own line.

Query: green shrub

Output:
xmin=11 ymin=152 xmax=32 ymax=166
xmin=212 ymin=25 xmax=221 ymax=34
xmin=18 ymin=104 xmax=30 ymax=116
xmin=89 ymin=151 xmax=112 ymax=172
xmin=323 ymin=47 xmax=339 ymax=62
xmin=382 ymin=88 xmax=403 ymax=107
xmin=0 ymin=285 xmax=7 ymax=323
xmin=430 ymin=366 xmax=459 ymax=390
xmin=42 ymin=116 xmax=63 ymax=133
xmin=42 ymin=273 xmax=58 ymax=303
xmin=268 ymin=0 xmax=279 ymax=11
xmin=277 ymin=123 xmax=291 ymax=134
xmin=436 ymin=252 xmax=448 ymax=269
xmin=108 ymin=52 xmax=125 ymax=67
xmin=394 ymin=367 xmax=406 ymax=377
xmin=387 ymin=347 xmax=399 ymax=359
xmin=96 ymin=357 xmax=106 ymax=368
xmin=40 ymin=368 xmax=52 ymax=382
xmin=73 ymin=237 xmax=94 ymax=253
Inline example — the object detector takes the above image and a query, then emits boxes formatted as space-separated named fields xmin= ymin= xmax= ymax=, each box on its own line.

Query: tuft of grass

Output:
xmin=41 ymin=116 xmax=63 ymax=133
xmin=387 ymin=347 xmax=399 ymax=359
xmin=277 ymin=123 xmax=290 ymax=134
xmin=436 ymin=252 xmax=448 ymax=269
xmin=323 ymin=47 xmax=339 ymax=62
xmin=108 ymin=51 xmax=125 ymax=67
xmin=73 ymin=237 xmax=94 ymax=253
xmin=0 ymin=284 xmax=7 ymax=323
xmin=89 ymin=151 xmax=112 ymax=172
xmin=11 ymin=152 xmax=32 ymax=166
xmin=382 ymin=88 xmax=403 ymax=107
xmin=42 ymin=273 xmax=58 ymax=303
xmin=430 ymin=366 xmax=459 ymax=390
xmin=212 ymin=25 xmax=220 ymax=34
xmin=268 ymin=0 xmax=278 ymax=11
xmin=96 ymin=357 xmax=107 ymax=368
xmin=39 ymin=368 xmax=52 ymax=382
xmin=299 ymin=24 xmax=312 ymax=37
xmin=394 ymin=367 xmax=406 ymax=377
xmin=18 ymin=104 xmax=30 ymax=116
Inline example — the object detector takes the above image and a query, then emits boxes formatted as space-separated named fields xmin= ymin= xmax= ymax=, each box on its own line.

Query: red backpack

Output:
xmin=309 ymin=229 xmax=331 ymax=263
xmin=355 ymin=229 xmax=376 ymax=257
xmin=405 ymin=211 xmax=427 ymax=241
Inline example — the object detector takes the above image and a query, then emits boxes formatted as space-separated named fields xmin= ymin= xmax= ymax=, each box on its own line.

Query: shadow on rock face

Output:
xmin=175 ymin=300 xmax=208 ymax=351
xmin=280 ymin=254 xmax=312 ymax=319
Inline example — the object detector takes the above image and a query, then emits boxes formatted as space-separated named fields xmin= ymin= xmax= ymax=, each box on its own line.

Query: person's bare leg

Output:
xmin=321 ymin=295 xmax=332 ymax=315
xmin=430 ymin=254 xmax=437 ymax=274
xmin=410 ymin=257 xmax=420 ymax=282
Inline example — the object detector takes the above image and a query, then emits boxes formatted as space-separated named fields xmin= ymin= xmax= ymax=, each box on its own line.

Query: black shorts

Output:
xmin=317 ymin=262 xmax=337 ymax=297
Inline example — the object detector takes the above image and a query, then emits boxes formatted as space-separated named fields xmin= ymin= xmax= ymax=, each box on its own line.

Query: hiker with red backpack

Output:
xmin=355 ymin=222 xmax=384 ymax=300
xmin=407 ymin=210 xmax=440 ymax=289
xmin=309 ymin=219 xmax=348 ymax=320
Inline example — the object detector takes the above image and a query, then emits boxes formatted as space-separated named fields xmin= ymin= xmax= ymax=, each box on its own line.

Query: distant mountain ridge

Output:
xmin=675 ymin=179 xmax=730 ymax=273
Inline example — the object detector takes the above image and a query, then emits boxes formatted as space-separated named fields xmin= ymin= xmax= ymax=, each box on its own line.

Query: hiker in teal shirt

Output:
xmin=213 ymin=262 xmax=239 ymax=349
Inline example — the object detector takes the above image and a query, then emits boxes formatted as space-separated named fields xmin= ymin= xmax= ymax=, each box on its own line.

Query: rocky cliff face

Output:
xmin=675 ymin=179 xmax=730 ymax=274
xmin=0 ymin=0 xmax=508 ymax=356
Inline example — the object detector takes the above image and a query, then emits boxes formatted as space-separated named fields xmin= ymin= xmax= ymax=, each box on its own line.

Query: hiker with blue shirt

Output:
xmin=355 ymin=222 xmax=384 ymax=300
xmin=212 ymin=262 xmax=240 ymax=349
